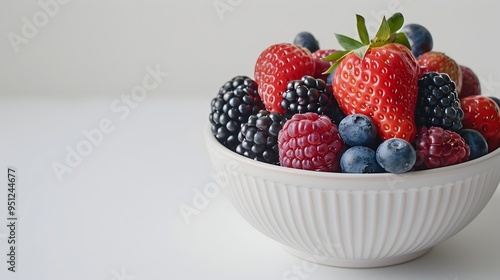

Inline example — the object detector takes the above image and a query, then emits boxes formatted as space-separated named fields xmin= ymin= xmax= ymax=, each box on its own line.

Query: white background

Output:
xmin=1 ymin=0 xmax=500 ymax=279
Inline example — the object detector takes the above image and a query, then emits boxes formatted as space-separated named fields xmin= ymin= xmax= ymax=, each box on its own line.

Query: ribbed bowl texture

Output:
xmin=205 ymin=124 xmax=500 ymax=267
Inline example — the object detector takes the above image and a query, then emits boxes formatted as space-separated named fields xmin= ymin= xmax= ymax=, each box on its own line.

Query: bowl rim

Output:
xmin=205 ymin=122 xmax=500 ymax=180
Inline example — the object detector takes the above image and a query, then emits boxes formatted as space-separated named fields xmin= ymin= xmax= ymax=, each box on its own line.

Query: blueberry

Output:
xmin=293 ymin=32 xmax=320 ymax=53
xmin=338 ymin=114 xmax=377 ymax=146
xmin=326 ymin=70 xmax=336 ymax=85
xmin=376 ymin=138 xmax=416 ymax=173
xmin=340 ymin=146 xmax=384 ymax=173
xmin=401 ymin=23 xmax=433 ymax=58
xmin=459 ymin=129 xmax=488 ymax=160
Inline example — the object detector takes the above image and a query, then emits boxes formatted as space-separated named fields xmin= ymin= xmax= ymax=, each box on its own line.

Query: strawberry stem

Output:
xmin=323 ymin=12 xmax=411 ymax=75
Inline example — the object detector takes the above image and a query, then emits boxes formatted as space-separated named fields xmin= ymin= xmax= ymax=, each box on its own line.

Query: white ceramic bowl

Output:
xmin=205 ymin=123 xmax=500 ymax=268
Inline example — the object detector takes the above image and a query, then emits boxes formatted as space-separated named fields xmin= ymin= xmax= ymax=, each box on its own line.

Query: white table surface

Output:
xmin=2 ymin=1 xmax=500 ymax=279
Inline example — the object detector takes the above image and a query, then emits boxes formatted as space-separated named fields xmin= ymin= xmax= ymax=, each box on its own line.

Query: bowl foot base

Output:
xmin=284 ymin=247 xmax=431 ymax=268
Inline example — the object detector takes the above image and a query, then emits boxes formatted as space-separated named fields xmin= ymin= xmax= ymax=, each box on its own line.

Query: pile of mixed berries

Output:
xmin=209 ymin=12 xmax=500 ymax=174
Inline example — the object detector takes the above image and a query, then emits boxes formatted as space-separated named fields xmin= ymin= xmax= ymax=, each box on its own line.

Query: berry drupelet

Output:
xmin=414 ymin=126 xmax=470 ymax=170
xmin=280 ymin=75 xmax=345 ymax=124
xmin=236 ymin=110 xmax=285 ymax=165
xmin=209 ymin=76 xmax=264 ymax=151
xmin=278 ymin=112 xmax=344 ymax=172
xmin=415 ymin=72 xmax=464 ymax=132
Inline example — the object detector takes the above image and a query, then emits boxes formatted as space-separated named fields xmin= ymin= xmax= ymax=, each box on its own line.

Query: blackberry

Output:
xmin=415 ymin=72 xmax=464 ymax=131
xmin=209 ymin=76 xmax=264 ymax=150
xmin=280 ymin=75 xmax=345 ymax=124
xmin=236 ymin=111 xmax=284 ymax=165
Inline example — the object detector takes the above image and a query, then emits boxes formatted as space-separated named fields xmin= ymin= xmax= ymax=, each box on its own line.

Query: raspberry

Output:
xmin=414 ymin=126 xmax=470 ymax=170
xmin=415 ymin=72 xmax=464 ymax=132
xmin=236 ymin=110 xmax=284 ymax=165
xmin=209 ymin=76 xmax=264 ymax=150
xmin=278 ymin=112 xmax=344 ymax=171
xmin=280 ymin=75 xmax=345 ymax=124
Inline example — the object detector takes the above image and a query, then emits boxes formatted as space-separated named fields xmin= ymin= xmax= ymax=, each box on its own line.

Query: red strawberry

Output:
xmin=417 ymin=51 xmax=463 ymax=94
xmin=460 ymin=96 xmax=500 ymax=152
xmin=311 ymin=49 xmax=339 ymax=81
xmin=326 ymin=13 xmax=420 ymax=142
xmin=459 ymin=65 xmax=481 ymax=97
xmin=254 ymin=43 xmax=315 ymax=114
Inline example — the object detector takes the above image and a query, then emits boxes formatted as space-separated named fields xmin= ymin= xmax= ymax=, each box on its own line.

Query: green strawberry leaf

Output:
xmin=394 ymin=32 xmax=412 ymax=50
xmin=387 ymin=12 xmax=404 ymax=33
xmin=323 ymin=51 xmax=351 ymax=74
xmin=323 ymin=50 xmax=349 ymax=62
xmin=335 ymin=34 xmax=364 ymax=51
xmin=356 ymin=14 xmax=370 ymax=45
xmin=372 ymin=17 xmax=391 ymax=45
xmin=353 ymin=45 xmax=370 ymax=59
xmin=331 ymin=12 xmax=408 ymax=71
